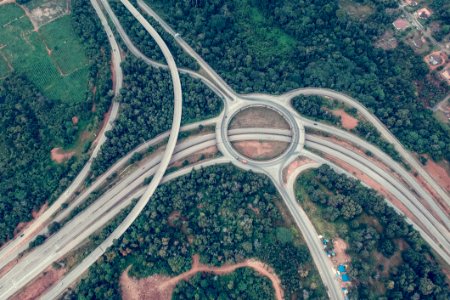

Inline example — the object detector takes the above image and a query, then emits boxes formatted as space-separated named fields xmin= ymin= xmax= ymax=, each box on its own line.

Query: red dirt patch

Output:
xmin=331 ymin=109 xmax=358 ymax=130
xmin=316 ymin=134 xmax=449 ymax=222
xmin=333 ymin=238 xmax=351 ymax=266
xmin=232 ymin=140 xmax=289 ymax=161
xmin=72 ymin=116 xmax=79 ymax=125
xmin=424 ymin=159 xmax=450 ymax=192
xmin=167 ymin=211 xmax=181 ymax=227
xmin=282 ymin=156 xmax=314 ymax=183
xmin=11 ymin=266 xmax=66 ymax=300
xmin=324 ymin=155 xmax=434 ymax=240
xmin=120 ymin=255 xmax=283 ymax=300
xmin=50 ymin=147 xmax=75 ymax=163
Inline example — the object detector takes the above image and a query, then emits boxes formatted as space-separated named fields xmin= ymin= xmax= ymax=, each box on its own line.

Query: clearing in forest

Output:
xmin=120 ymin=255 xmax=284 ymax=300
xmin=0 ymin=3 xmax=89 ymax=102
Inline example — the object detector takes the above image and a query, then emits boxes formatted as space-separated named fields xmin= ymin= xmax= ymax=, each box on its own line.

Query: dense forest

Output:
xmin=429 ymin=0 xmax=450 ymax=41
xmin=173 ymin=268 xmax=275 ymax=299
xmin=0 ymin=0 xmax=113 ymax=245
xmin=147 ymin=0 xmax=450 ymax=161
xmin=109 ymin=0 xmax=198 ymax=70
xmin=292 ymin=95 xmax=403 ymax=162
xmin=90 ymin=57 xmax=222 ymax=177
xmin=71 ymin=165 xmax=325 ymax=299
xmin=296 ymin=165 xmax=449 ymax=299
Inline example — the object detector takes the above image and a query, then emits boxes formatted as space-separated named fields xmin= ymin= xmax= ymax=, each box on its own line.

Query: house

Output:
xmin=393 ymin=18 xmax=410 ymax=30
xmin=338 ymin=265 xmax=346 ymax=273
xmin=440 ymin=66 xmax=450 ymax=84
xmin=342 ymin=274 xmax=350 ymax=282
xmin=429 ymin=54 xmax=443 ymax=66
xmin=412 ymin=34 xmax=425 ymax=48
xmin=403 ymin=0 xmax=418 ymax=6
xmin=416 ymin=7 xmax=432 ymax=19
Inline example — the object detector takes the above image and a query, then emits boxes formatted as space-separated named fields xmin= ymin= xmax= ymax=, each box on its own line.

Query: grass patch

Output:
xmin=39 ymin=15 xmax=89 ymax=74
xmin=0 ymin=4 xmax=89 ymax=103
xmin=235 ymin=0 xmax=296 ymax=61
xmin=339 ymin=0 xmax=375 ymax=21
xmin=0 ymin=52 xmax=11 ymax=78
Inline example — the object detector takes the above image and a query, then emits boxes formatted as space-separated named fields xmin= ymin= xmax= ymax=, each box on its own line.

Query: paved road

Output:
xmin=99 ymin=0 xmax=228 ymax=103
xmin=0 ymin=118 xmax=218 ymax=272
xmin=306 ymin=137 xmax=450 ymax=262
xmin=41 ymin=156 xmax=232 ymax=299
xmin=281 ymin=162 xmax=344 ymax=300
xmin=2 ymin=131 xmax=290 ymax=298
xmin=298 ymin=115 xmax=450 ymax=231
xmin=281 ymin=88 xmax=450 ymax=206
xmin=0 ymin=0 xmax=123 ymax=271
xmin=136 ymin=0 xmax=236 ymax=101
xmin=9 ymin=0 xmax=183 ymax=298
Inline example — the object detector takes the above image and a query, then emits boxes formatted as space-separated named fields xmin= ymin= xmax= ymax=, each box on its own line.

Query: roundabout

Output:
xmin=218 ymin=99 xmax=305 ymax=167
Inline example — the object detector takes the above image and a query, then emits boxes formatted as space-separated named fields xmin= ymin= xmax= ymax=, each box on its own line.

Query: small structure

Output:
xmin=429 ymin=54 xmax=443 ymax=66
xmin=393 ymin=18 xmax=410 ymax=30
xmin=342 ymin=274 xmax=350 ymax=282
xmin=337 ymin=264 xmax=346 ymax=274
xmin=403 ymin=0 xmax=418 ymax=6
xmin=425 ymin=51 xmax=447 ymax=69
xmin=440 ymin=65 xmax=450 ymax=85
xmin=415 ymin=7 xmax=432 ymax=19
xmin=412 ymin=34 xmax=425 ymax=48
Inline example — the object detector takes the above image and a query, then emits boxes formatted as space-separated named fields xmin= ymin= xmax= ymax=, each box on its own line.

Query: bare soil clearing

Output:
xmin=120 ymin=255 xmax=283 ymax=300
xmin=11 ymin=266 xmax=65 ymax=300
xmin=283 ymin=156 xmax=315 ymax=183
xmin=232 ymin=140 xmax=289 ymax=160
xmin=317 ymin=135 xmax=449 ymax=222
xmin=50 ymin=147 xmax=75 ymax=163
xmin=331 ymin=109 xmax=358 ymax=130
xmin=333 ymin=238 xmax=351 ymax=266
xmin=424 ymin=159 xmax=450 ymax=192
xmin=229 ymin=106 xmax=290 ymax=130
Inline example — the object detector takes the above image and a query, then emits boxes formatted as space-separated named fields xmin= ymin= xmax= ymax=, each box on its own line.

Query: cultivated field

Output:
xmin=0 ymin=3 xmax=89 ymax=102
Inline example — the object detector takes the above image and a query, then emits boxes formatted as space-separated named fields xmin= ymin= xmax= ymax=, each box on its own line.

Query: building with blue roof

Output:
xmin=337 ymin=264 xmax=346 ymax=273
xmin=342 ymin=274 xmax=350 ymax=282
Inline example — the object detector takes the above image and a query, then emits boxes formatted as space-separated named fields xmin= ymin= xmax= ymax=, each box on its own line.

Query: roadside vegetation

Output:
xmin=146 ymin=0 xmax=450 ymax=162
xmin=292 ymin=95 xmax=403 ymax=163
xmin=90 ymin=57 xmax=222 ymax=178
xmin=0 ymin=0 xmax=113 ymax=246
xmin=296 ymin=165 xmax=449 ymax=299
xmin=173 ymin=268 xmax=275 ymax=299
xmin=108 ymin=0 xmax=198 ymax=70
xmin=71 ymin=165 xmax=325 ymax=299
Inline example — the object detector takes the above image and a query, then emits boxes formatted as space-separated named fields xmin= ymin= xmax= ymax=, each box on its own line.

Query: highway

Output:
xmin=2 ymin=1 xmax=449 ymax=298
xmin=282 ymin=88 xmax=450 ymax=207
xmin=0 ymin=119 xmax=217 ymax=272
xmin=0 ymin=130 xmax=292 ymax=298
xmin=298 ymin=115 xmax=450 ymax=231
xmin=306 ymin=137 xmax=450 ymax=261
xmin=0 ymin=0 xmax=123 ymax=272
xmin=136 ymin=0 xmax=237 ymax=101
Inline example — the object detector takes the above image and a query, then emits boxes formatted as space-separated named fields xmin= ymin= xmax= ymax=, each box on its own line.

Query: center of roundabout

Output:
xmin=219 ymin=99 xmax=304 ymax=167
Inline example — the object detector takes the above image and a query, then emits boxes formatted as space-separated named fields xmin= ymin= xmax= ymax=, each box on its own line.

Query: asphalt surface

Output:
xmin=2 ymin=1 xmax=449 ymax=299
xmin=306 ymin=137 xmax=450 ymax=262
xmin=0 ymin=0 xmax=122 ymax=273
